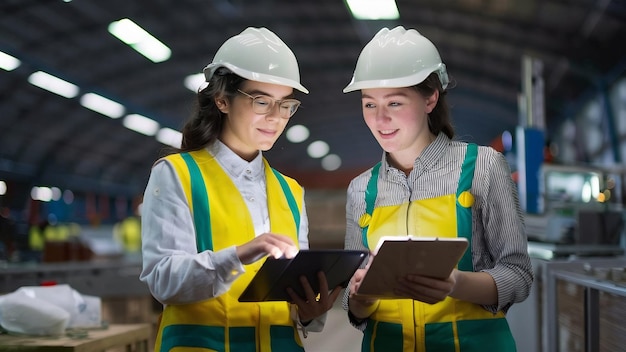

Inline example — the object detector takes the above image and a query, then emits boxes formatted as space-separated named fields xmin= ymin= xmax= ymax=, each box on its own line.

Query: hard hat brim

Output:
xmin=343 ymin=72 xmax=431 ymax=93
xmin=204 ymin=62 xmax=309 ymax=94
xmin=343 ymin=65 xmax=449 ymax=93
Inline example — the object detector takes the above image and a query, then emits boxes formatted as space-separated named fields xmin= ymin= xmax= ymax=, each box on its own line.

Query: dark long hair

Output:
xmin=178 ymin=68 xmax=245 ymax=153
xmin=414 ymin=73 xmax=454 ymax=139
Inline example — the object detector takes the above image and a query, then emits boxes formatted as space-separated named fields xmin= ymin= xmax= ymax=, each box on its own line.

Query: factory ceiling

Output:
xmin=1 ymin=0 xmax=625 ymax=200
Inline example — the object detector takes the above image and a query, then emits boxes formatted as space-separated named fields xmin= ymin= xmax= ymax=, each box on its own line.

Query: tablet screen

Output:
xmin=239 ymin=249 xmax=368 ymax=302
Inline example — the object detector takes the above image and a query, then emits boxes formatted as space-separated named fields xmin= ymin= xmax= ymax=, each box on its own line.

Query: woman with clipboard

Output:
xmin=342 ymin=26 xmax=534 ymax=351
xmin=139 ymin=28 xmax=340 ymax=351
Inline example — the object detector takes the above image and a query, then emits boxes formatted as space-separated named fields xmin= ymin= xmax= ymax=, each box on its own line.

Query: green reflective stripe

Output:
xmin=457 ymin=318 xmax=517 ymax=351
xmin=363 ymin=319 xmax=515 ymax=352
xmin=424 ymin=322 xmax=456 ymax=352
xmin=229 ymin=327 xmax=256 ymax=351
xmin=181 ymin=153 xmax=213 ymax=252
xmin=362 ymin=162 xmax=381 ymax=249
xmin=162 ymin=325 xmax=303 ymax=352
xmin=456 ymin=144 xmax=477 ymax=272
xmin=269 ymin=325 xmax=305 ymax=351
xmin=271 ymin=168 xmax=300 ymax=235
xmin=362 ymin=320 xmax=403 ymax=352
xmin=161 ymin=324 xmax=224 ymax=351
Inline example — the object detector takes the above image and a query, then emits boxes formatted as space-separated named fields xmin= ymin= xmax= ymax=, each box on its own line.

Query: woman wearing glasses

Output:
xmin=140 ymin=27 xmax=339 ymax=351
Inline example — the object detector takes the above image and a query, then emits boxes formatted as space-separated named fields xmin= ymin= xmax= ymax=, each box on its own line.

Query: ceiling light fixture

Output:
xmin=286 ymin=124 xmax=310 ymax=143
xmin=80 ymin=93 xmax=126 ymax=119
xmin=108 ymin=18 xmax=171 ymax=63
xmin=123 ymin=113 xmax=160 ymax=136
xmin=307 ymin=140 xmax=330 ymax=159
xmin=30 ymin=186 xmax=53 ymax=202
xmin=346 ymin=0 xmax=400 ymax=20
xmin=156 ymin=127 xmax=182 ymax=148
xmin=0 ymin=51 xmax=21 ymax=71
xmin=184 ymin=73 xmax=207 ymax=92
xmin=27 ymin=71 xmax=79 ymax=98
xmin=321 ymin=154 xmax=342 ymax=171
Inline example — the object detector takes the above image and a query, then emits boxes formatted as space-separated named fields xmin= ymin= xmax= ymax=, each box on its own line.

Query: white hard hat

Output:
xmin=343 ymin=26 xmax=449 ymax=93
xmin=203 ymin=27 xmax=308 ymax=94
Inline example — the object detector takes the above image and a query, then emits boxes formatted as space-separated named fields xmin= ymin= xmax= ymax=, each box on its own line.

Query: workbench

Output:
xmin=0 ymin=323 xmax=151 ymax=351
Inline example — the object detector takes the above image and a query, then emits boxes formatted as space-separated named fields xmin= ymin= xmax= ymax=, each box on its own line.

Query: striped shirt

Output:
xmin=343 ymin=133 xmax=534 ymax=318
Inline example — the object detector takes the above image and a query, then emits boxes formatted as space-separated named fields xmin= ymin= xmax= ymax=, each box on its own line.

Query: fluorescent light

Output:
xmin=0 ymin=51 xmax=21 ymax=71
xmin=80 ymin=93 xmax=126 ymax=118
xmin=0 ymin=180 xmax=6 ymax=195
xmin=51 ymin=187 xmax=62 ymax=201
xmin=184 ymin=73 xmax=207 ymax=92
xmin=28 ymin=186 xmax=61 ymax=202
xmin=346 ymin=0 xmax=400 ymax=20
xmin=63 ymin=189 xmax=74 ymax=204
xmin=307 ymin=140 xmax=330 ymax=159
xmin=31 ymin=186 xmax=53 ymax=202
xmin=27 ymin=71 xmax=79 ymax=98
xmin=156 ymin=127 xmax=182 ymax=148
xmin=321 ymin=154 xmax=342 ymax=171
xmin=108 ymin=18 xmax=171 ymax=63
xmin=286 ymin=124 xmax=310 ymax=143
xmin=123 ymin=114 xmax=160 ymax=136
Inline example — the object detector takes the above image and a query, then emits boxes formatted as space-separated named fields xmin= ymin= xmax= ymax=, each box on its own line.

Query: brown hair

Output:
xmin=414 ymin=73 xmax=454 ymax=139
xmin=176 ymin=68 xmax=245 ymax=153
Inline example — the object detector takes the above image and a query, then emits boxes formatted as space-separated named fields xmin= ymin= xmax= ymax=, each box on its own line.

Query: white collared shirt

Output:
xmin=139 ymin=140 xmax=310 ymax=302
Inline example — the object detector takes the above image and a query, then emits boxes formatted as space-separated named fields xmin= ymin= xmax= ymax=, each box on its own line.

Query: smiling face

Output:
xmin=361 ymin=87 xmax=438 ymax=170
xmin=216 ymin=80 xmax=295 ymax=161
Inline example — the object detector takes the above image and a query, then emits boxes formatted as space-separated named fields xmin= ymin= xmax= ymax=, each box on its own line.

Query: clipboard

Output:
xmin=356 ymin=236 xmax=469 ymax=299
xmin=239 ymin=249 xmax=368 ymax=302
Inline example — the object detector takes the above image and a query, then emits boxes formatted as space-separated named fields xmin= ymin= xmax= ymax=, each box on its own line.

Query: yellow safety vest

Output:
xmin=358 ymin=144 xmax=516 ymax=352
xmin=155 ymin=149 xmax=305 ymax=352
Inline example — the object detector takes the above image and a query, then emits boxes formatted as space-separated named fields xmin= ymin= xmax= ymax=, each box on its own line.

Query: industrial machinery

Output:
xmin=525 ymin=163 xmax=624 ymax=247
xmin=509 ymin=163 xmax=625 ymax=351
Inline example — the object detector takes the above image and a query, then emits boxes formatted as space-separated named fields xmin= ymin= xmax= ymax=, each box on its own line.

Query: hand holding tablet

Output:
xmin=239 ymin=249 xmax=368 ymax=302
xmin=356 ymin=236 xmax=469 ymax=299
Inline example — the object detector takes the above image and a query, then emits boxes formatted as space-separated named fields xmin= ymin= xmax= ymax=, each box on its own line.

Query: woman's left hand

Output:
xmin=394 ymin=269 xmax=458 ymax=304
xmin=287 ymin=271 xmax=342 ymax=322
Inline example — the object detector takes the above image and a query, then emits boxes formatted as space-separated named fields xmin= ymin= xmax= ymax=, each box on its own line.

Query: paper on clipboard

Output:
xmin=356 ymin=236 xmax=469 ymax=299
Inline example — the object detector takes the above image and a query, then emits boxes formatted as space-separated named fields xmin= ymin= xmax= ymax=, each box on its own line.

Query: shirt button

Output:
xmin=249 ymin=197 xmax=255 ymax=202
xmin=246 ymin=169 xmax=251 ymax=174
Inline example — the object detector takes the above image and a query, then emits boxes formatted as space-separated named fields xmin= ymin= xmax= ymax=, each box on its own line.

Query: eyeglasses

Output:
xmin=237 ymin=89 xmax=301 ymax=119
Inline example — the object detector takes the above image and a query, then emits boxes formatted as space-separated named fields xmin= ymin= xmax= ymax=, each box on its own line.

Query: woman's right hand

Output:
xmin=348 ymin=267 xmax=379 ymax=320
xmin=236 ymin=233 xmax=299 ymax=265
xmin=349 ymin=268 xmax=375 ymax=303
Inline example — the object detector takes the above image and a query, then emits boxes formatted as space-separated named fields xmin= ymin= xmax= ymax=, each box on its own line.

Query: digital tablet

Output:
xmin=239 ymin=249 xmax=368 ymax=302
xmin=357 ymin=236 xmax=468 ymax=299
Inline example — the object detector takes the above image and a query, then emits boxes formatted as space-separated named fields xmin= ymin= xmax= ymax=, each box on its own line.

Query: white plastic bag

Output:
xmin=0 ymin=284 xmax=102 ymax=336
xmin=16 ymin=284 xmax=102 ymax=329
xmin=0 ymin=290 xmax=69 ymax=336
xmin=73 ymin=293 xmax=102 ymax=328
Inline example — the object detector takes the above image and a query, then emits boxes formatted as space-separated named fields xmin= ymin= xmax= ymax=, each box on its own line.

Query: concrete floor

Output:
xmin=301 ymin=292 xmax=363 ymax=352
